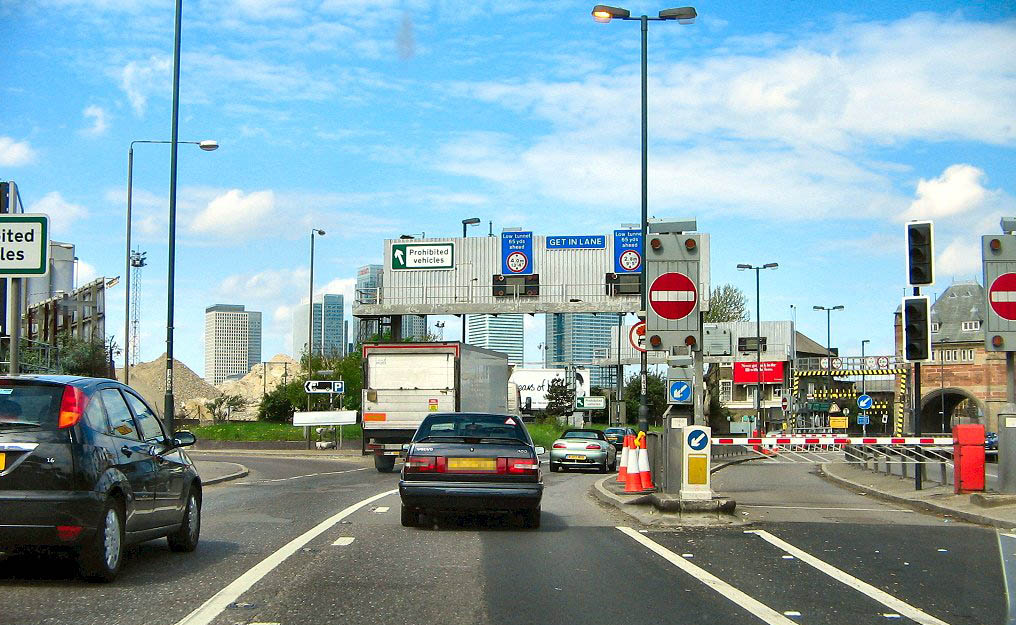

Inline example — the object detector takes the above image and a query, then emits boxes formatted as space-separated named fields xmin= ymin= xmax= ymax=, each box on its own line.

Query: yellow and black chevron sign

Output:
xmin=794 ymin=369 xmax=903 ymax=376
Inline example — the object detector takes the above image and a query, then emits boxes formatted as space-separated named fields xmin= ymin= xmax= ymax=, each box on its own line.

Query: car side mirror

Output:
xmin=535 ymin=446 xmax=546 ymax=455
xmin=172 ymin=431 xmax=197 ymax=448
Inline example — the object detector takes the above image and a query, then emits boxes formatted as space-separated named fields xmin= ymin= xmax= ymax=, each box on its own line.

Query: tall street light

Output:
xmin=461 ymin=217 xmax=480 ymax=343
xmin=738 ymin=263 xmax=778 ymax=434
xmin=164 ymin=0 xmax=184 ymax=436
xmin=593 ymin=4 xmax=696 ymax=434
xmin=813 ymin=305 xmax=844 ymax=429
xmin=125 ymin=139 xmax=217 ymax=386
xmin=306 ymin=228 xmax=326 ymax=449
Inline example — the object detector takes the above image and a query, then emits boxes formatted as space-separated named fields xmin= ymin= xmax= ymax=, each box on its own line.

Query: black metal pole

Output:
xmin=914 ymin=285 xmax=923 ymax=490
xmin=756 ymin=268 xmax=762 ymax=434
xmin=462 ymin=222 xmax=467 ymax=344
xmin=617 ymin=312 xmax=623 ymax=426
xmin=124 ymin=146 xmax=134 ymax=385
xmin=638 ymin=14 xmax=649 ymax=435
xmin=826 ymin=309 xmax=831 ymax=430
xmin=164 ymin=0 xmax=182 ymax=435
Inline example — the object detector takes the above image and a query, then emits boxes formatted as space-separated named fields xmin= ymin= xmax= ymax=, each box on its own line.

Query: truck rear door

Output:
xmin=362 ymin=352 xmax=457 ymax=429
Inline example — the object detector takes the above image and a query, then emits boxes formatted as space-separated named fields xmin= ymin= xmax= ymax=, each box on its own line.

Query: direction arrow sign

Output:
xmin=668 ymin=381 xmax=692 ymax=404
xmin=629 ymin=321 xmax=647 ymax=353
xmin=990 ymin=272 xmax=1016 ymax=321
xmin=857 ymin=394 xmax=873 ymax=410
xmin=648 ymin=272 xmax=697 ymax=321
xmin=575 ymin=396 xmax=606 ymax=410
xmin=305 ymin=380 xmax=344 ymax=394
xmin=687 ymin=429 xmax=708 ymax=451
xmin=391 ymin=242 xmax=454 ymax=270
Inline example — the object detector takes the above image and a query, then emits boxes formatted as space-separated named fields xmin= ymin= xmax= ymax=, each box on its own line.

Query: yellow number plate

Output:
xmin=0 ymin=453 xmax=5 ymax=471
xmin=447 ymin=457 xmax=496 ymax=471
xmin=566 ymin=454 xmax=585 ymax=460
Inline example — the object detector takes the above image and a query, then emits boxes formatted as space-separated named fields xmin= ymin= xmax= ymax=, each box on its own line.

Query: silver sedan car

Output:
xmin=549 ymin=429 xmax=617 ymax=473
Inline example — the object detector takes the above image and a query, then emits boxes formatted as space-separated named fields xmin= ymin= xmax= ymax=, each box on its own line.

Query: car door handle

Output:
xmin=121 ymin=445 xmax=133 ymax=458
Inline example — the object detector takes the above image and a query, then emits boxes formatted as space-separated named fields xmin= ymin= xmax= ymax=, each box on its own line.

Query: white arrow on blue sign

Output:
xmin=857 ymin=394 xmax=873 ymax=410
xmin=687 ymin=429 xmax=709 ymax=451
xmin=668 ymin=381 xmax=692 ymax=404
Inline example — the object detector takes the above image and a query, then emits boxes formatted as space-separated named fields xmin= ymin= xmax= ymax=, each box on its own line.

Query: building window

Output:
xmin=772 ymin=385 xmax=782 ymax=399
xmin=962 ymin=349 xmax=975 ymax=362
xmin=930 ymin=322 xmax=940 ymax=333
xmin=961 ymin=321 xmax=980 ymax=331
xmin=719 ymin=380 xmax=732 ymax=403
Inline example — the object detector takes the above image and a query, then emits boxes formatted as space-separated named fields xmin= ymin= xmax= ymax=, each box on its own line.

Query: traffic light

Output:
xmin=645 ymin=232 xmax=706 ymax=352
xmin=902 ymin=296 xmax=930 ymax=362
xmin=982 ymin=233 xmax=1016 ymax=351
xmin=906 ymin=221 xmax=934 ymax=286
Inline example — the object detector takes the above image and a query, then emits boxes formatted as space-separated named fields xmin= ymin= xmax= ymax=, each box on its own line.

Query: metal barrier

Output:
xmin=712 ymin=436 xmax=954 ymax=466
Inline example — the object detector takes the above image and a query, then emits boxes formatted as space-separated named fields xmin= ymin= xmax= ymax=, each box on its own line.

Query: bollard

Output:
xmin=953 ymin=423 xmax=986 ymax=494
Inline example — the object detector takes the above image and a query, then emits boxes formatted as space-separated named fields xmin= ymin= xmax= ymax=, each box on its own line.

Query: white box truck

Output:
xmin=361 ymin=342 xmax=509 ymax=472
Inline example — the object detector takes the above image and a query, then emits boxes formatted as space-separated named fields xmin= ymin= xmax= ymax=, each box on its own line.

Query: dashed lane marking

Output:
xmin=746 ymin=530 xmax=951 ymax=625
xmin=332 ymin=537 xmax=355 ymax=546
xmin=617 ymin=527 xmax=798 ymax=625
xmin=173 ymin=489 xmax=397 ymax=625
xmin=235 ymin=467 xmax=367 ymax=484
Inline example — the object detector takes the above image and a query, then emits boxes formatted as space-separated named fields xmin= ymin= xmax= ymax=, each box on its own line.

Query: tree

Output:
xmin=258 ymin=379 xmax=307 ymax=423
xmin=543 ymin=378 xmax=574 ymax=417
xmin=623 ymin=371 xmax=668 ymax=426
xmin=704 ymin=284 xmax=749 ymax=323
xmin=205 ymin=394 xmax=247 ymax=422
xmin=59 ymin=336 xmax=113 ymax=377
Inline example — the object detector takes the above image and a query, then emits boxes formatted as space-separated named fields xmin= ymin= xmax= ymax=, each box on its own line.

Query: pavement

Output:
xmin=193 ymin=459 xmax=249 ymax=485
xmin=823 ymin=461 xmax=1016 ymax=530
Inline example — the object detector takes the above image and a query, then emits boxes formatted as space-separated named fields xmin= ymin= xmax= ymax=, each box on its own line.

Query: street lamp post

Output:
xmin=738 ymin=263 xmax=778 ymax=435
xmin=461 ymin=217 xmax=480 ymax=343
xmin=593 ymin=4 xmax=696 ymax=434
xmin=813 ymin=305 xmax=844 ymax=429
xmin=125 ymin=140 xmax=217 ymax=386
xmin=306 ymin=228 xmax=325 ymax=449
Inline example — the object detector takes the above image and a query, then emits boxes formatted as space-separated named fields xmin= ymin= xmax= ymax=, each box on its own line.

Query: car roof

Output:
xmin=0 ymin=375 xmax=117 ymax=391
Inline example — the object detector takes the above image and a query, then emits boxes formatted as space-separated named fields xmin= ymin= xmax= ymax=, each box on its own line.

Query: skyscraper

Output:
xmin=355 ymin=264 xmax=425 ymax=341
xmin=293 ymin=294 xmax=346 ymax=358
xmin=545 ymin=313 xmax=617 ymax=388
xmin=204 ymin=304 xmax=262 ymax=385
xmin=467 ymin=314 xmax=523 ymax=364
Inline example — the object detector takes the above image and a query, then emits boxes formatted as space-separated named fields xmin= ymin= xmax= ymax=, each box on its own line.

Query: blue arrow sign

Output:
xmin=669 ymin=381 xmax=692 ymax=404
xmin=857 ymin=394 xmax=873 ymax=410
xmin=687 ymin=429 xmax=709 ymax=451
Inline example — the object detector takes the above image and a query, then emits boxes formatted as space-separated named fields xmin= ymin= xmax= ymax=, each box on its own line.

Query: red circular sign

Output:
xmin=649 ymin=272 xmax=698 ymax=320
xmin=629 ymin=321 xmax=647 ymax=353
xmin=506 ymin=251 xmax=528 ymax=273
xmin=990 ymin=273 xmax=1016 ymax=320
xmin=781 ymin=397 xmax=789 ymax=411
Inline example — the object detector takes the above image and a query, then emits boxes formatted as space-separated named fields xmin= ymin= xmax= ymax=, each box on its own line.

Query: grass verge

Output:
xmin=192 ymin=421 xmax=363 ymax=442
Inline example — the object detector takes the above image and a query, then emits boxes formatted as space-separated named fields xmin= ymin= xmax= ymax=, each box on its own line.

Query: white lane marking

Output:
xmin=332 ymin=536 xmax=355 ymax=546
xmin=235 ymin=467 xmax=367 ymax=484
xmin=617 ymin=527 xmax=798 ymax=625
xmin=174 ymin=489 xmax=397 ymax=625
xmin=739 ymin=504 xmax=913 ymax=513
xmin=746 ymin=530 xmax=951 ymax=625
xmin=374 ymin=506 xmax=390 ymax=513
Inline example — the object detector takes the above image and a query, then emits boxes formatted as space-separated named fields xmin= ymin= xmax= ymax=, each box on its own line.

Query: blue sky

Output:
xmin=1 ymin=1 xmax=1014 ymax=375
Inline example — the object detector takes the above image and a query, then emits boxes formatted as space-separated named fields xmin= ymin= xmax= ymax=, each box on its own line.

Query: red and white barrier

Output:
xmin=713 ymin=436 xmax=953 ymax=446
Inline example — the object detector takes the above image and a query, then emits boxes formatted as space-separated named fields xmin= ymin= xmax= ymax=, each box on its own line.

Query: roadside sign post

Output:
xmin=857 ymin=394 xmax=873 ymax=436
xmin=0 ymin=213 xmax=50 ymax=375
xmin=983 ymin=225 xmax=1016 ymax=493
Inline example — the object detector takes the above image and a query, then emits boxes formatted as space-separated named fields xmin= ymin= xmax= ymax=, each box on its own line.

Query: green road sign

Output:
xmin=575 ymin=396 xmax=606 ymax=410
xmin=391 ymin=242 xmax=454 ymax=270
xmin=0 ymin=214 xmax=49 ymax=277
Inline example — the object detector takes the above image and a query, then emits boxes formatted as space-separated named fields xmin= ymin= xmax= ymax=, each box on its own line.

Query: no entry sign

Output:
xmin=989 ymin=272 xmax=1016 ymax=321
xmin=649 ymin=272 xmax=697 ymax=321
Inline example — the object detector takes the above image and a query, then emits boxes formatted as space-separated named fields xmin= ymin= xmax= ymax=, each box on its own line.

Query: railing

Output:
xmin=354 ymin=284 xmax=639 ymax=307
xmin=0 ymin=336 xmax=61 ymax=374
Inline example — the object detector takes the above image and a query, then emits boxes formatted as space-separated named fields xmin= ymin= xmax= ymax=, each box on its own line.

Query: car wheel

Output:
xmin=521 ymin=508 xmax=540 ymax=529
xmin=78 ymin=498 xmax=124 ymax=583
xmin=401 ymin=505 xmax=418 ymax=527
xmin=167 ymin=490 xmax=201 ymax=552
xmin=375 ymin=455 xmax=397 ymax=473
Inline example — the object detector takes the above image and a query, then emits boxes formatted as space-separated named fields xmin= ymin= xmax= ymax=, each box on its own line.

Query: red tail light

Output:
xmin=585 ymin=443 xmax=601 ymax=450
xmin=504 ymin=457 xmax=540 ymax=474
xmin=404 ymin=456 xmax=438 ymax=473
xmin=553 ymin=442 xmax=567 ymax=449
xmin=58 ymin=386 xmax=88 ymax=429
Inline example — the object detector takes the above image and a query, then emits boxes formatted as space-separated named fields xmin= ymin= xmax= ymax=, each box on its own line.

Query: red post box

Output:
xmin=953 ymin=423 xmax=986 ymax=494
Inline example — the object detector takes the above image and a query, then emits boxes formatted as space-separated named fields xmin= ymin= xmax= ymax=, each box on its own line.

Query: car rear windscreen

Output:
xmin=0 ymin=382 xmax=66 ymax=430
xmin=414 ymin=414 xmax=529 ymax=443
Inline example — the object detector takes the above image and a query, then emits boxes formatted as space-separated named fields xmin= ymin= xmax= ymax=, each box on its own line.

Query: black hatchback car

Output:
xmin=0 ymin=375 xmax=201 ymax=581
xmin=399 ymin=412 xmax=544 ymax=529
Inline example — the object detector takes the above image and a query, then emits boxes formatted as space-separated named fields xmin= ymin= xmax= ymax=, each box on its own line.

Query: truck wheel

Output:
xmin=375 ymin=455 xmax=397 ymax=473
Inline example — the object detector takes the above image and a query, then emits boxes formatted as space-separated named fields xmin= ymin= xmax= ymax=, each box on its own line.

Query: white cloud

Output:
xmin=76 ymin=260 xmax=98 ymax=285
xmin=937 ymin=237 xmax=982 ymax=277
xmin=900 ymin=164 xmax=989 ymax=221
xmin=0 ymin=136 xmax=37 ymax=166
xmin=218 ymin=267 xmax=309 ymax=300
xmin=273 ymin=305 xmax=292 ymax=323
xmin=190 ymin=189 xmax=275 ymax=237
xmin=79 ymin=105 xmax=109 ymax=137
xmin=316 ymin=277 xmax=356 ymax=304
xmin=120 ymin=55 xmax=171 ymax=116
xmin=27 ymin=192 xmax=87 ymax=235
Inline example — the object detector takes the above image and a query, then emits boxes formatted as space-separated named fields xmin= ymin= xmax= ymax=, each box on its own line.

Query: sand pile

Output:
xmin=117 ymin=353 xmax=222 ymax=419
xmin=217 ymin=354 xmax=300 ymax=404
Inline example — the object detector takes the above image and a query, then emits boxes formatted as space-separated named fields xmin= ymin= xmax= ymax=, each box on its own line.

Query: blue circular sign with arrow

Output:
xmin=687 ymin=429 xmax=709 ymax=451
xmin=857 ymin=394 xmax=873 ymax=411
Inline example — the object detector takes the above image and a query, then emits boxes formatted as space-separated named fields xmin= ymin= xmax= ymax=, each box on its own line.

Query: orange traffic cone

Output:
xmin=637 ymin=436 xmax=655 ymax=491
xmin=617 ymin=435 xmax=630 ymax=483
xmin=624 ymin=436 xmax=642 ymax=493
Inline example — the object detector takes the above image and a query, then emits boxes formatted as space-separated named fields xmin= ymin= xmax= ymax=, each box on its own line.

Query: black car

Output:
xmin=0 ymin=375 xmax=201 ymax=582
xmin=604 ymin=426 xmax=636 ymax=451
xmin=399 ymin=412 xmax=544 ymax=529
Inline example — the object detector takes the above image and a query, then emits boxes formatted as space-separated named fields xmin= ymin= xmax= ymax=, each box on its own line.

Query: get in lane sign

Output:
xmin=649 ymin=272 xmax=697 ymax=320
xmin=989 ymin=272 xmax=1016 ymax=321
xmin=392 ymin=242 xmax=454 ymax=270
xmin=0 ymin=214 xmax=49 ymax=277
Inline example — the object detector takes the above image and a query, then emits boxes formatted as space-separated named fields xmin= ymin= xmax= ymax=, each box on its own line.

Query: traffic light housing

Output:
xmin=982 ymin=234 xmax=1016 ymax=351
xmin=902 ymin=296 xmax=930 ymax=362
xmin=906 ymin=221 xmax=934 ymax=286
xmin=645 ymin=232 xmax=706 ymax=352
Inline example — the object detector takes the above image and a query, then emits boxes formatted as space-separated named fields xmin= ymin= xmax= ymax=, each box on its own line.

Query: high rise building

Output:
xmin=204 ymin=304 xmax=262 ymax=385
xmin=293 ymin=294 xmax=346 ymax=358
xmin=401 ymin=314 xmax=428 ymax=341
xmin=467 ymin=314 xmax=523 ymax=364
xmin=545 ymin=313 xmax=617 ymax=388
xmin=355 ymin=264 xmax=425 ymax=342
